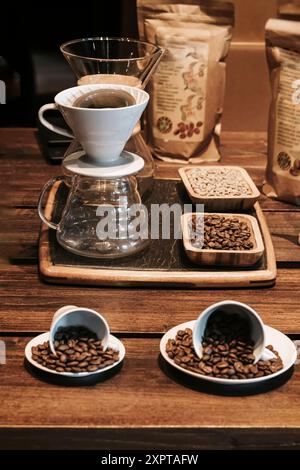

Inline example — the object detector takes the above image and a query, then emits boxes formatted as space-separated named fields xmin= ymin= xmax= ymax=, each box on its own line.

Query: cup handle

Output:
xmin=261 ymin=348 xmax=277 ymax=361
xmin=38 ymin=176 xmax=65 ymax=230
xmin=38 ymin=103 xmax=74 ymax=138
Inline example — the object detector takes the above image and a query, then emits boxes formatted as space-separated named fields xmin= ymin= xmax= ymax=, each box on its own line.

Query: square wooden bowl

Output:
xmin=182 ymin=213 xmax=265 ymax=267
xmin=179 ymin=166 xmax=260 ymax=211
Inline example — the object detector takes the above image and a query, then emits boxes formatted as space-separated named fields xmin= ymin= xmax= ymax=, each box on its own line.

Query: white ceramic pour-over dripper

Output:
xmin=49 ymin=305 xmax=110 ymax=355
xmin=38 ymin=84 xmax=149 ymax=164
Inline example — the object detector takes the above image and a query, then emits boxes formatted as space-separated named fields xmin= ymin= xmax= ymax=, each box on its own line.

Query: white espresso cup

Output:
xmin=49 ymin=305 xmax=110 ymax=355
xmin=38 ymin=84 xmax=149 ymax=164
xmin=193 ymin=300 xmax=276 ymax=364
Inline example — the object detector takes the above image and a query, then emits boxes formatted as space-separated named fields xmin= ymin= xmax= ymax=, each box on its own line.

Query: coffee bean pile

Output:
xmin=189 ymin=214 xmax=254 ymax=251
xmin=186 ymin=167 xmax=252 ymax=197
xmin=166 ymin=313 xmax=283 ymax=380
xmin=31 ymin=326 xmax=119 ymax=373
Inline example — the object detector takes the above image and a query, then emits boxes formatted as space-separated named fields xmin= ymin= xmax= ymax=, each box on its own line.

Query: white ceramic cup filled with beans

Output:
xmin=193 ymin=300 xmax=276 ymax=364
xmin=49 ymin=305 xmax=110 ymax=354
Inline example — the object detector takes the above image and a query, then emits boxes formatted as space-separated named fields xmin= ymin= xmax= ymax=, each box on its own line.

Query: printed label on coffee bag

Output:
xmin=274 ymin=49 xmax=300 ymax=178
xmin=152 ymin=41 xmax=208 ymax=143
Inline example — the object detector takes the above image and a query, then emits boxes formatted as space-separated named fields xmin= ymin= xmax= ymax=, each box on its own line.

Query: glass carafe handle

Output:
xmin=38 ymin=176 xmax=65 ymax=230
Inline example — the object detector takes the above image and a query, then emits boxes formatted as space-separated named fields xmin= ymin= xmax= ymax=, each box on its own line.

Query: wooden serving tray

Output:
xmin=39 ymin=179 xmax=277 ymax=288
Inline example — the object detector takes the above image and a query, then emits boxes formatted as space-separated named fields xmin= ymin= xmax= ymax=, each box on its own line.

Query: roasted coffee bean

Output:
xmin=67 ymin=361 xmax=79 ymax=366
xmin=31 ymin=326 xmax=119 ymax=374
xmin=45 ymin=358 xmax=56 ymax=365
xmin=78 ymin=361 xmax=89 ymax=368
xmin=59 ymin=354 xmax=67 ymax=363
xmin=90 ymin=358 xmax=102 ymax=365
xmin=77 ymin=352 xmax=90 ymax=361
xmin=57 ymin=362 xmax=67 ymax=368
xmin=103 ymin=360 xmax=115 ymax=367
xmin=165 ymin=313 xmax=283 ymax=380
xmin=217 ymin=361 xmax=229 ymax=369
xmin=234 ymin=361 xmax=244 ymax=373
xmin=212 ymin=356 xmax=221 ymax=364
xmin=89 ymin=348 xmax=98 ymax=356
xmin=248 ymin=364 xmax=258 ymax=374
xmin=203 ymin=346 xmax=213 ymax=355
xmin=181 ymin=356 xmax=190 ymax=363
xmin=65 ymin=349 xmax=75 ymax=355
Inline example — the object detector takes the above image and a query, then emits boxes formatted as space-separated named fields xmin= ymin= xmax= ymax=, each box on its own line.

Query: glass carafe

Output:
xmin=38 ymin=174 xmax=149 ymax=259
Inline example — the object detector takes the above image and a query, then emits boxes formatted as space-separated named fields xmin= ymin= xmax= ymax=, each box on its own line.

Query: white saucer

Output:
xmin=25 ymin=332 xmax=125 ymax=378
xmin=63 ymin=150 xmax=144 ymax=178
xmin=160 ymin=321 xmax=297 ymax=385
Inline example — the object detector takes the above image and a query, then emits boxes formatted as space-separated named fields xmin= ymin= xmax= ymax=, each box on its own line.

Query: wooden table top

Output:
xmin=1 ymin=128 xmax=300 ymax=450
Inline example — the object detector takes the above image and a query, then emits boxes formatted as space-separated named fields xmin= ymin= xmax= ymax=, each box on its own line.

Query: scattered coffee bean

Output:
xmin=166 ymin=312 xmax=283 ymax=380
xmin=31 ymin=326 xmax=119 ymax=374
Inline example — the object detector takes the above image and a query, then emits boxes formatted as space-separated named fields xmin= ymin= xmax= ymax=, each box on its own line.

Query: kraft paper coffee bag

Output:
xmin=137 ymin=1 xmax=234 ymax=163
xmin=264 ymin=18 xmax=300 ymax=205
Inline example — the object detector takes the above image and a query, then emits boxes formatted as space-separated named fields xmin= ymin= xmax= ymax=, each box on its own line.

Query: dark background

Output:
xmin=0 ymin=1 xmax=138 ymax=126
xmin=1 ymin=1 xmax=299 ymax=131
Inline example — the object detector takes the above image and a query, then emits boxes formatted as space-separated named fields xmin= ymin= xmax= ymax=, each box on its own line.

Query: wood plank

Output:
xmin=265 ymin=212 xmax=300 ymax=262
xmin=2 ymin=428 xmax=300 ymax=450
xmin=1 ymin=208 xmax=39 ymax=260
xmin=2 ymin=208 xmax=300 ymax=264
xmin=1 ymin=266 xmax=300 ymax=334
xmin=1 ymin=128 xmax=299 ymax=211
xmin=0 ymin=336 xmax=299 ymax=450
